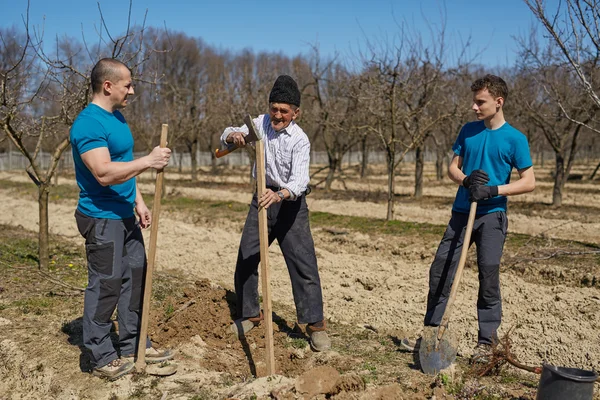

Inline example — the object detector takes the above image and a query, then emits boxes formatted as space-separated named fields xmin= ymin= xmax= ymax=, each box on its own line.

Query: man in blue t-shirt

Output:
xmin=70 ymin=58 xmax=172 ymax=380
xmin=423 ymin=75 xmax=535 ymax=360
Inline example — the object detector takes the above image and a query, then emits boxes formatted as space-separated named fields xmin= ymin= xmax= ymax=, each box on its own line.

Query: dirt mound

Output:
xmin=149 ymin=279 xmax=345 ymax=380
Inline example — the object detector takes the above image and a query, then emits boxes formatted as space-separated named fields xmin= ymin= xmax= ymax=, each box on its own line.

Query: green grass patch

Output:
xmin=11 ymin=296 xmax=59 ymax=315
xmin=0 ymin=238 xmax=40 ymax=266
xmin=286 ymin=337 xmax=308 ymax=349
xmin=310 ymin=211 xmax=445 ymax=239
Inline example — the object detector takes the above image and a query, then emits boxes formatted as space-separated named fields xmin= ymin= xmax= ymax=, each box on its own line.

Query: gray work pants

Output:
xmin=75 ymin=210 xmax=151 ymax=368
xmin=234 ymin=194 xmax=324 ymax=325
xmin=424 ymin=210 xmax=508 ymax=345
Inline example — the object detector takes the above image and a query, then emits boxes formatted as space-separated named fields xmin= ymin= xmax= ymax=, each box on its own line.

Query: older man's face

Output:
xmin=269 ymin=102 xmax=298 ymax=132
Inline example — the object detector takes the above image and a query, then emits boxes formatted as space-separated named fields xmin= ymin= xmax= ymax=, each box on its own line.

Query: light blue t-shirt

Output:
xmin=452 ymin=120 xmax=533 ymax=215
xmin=70 ymin=103 xmax=136 ymax=219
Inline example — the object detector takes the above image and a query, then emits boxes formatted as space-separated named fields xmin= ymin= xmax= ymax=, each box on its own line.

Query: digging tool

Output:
xmin=419 ymin=201 xmax=477 ymax=375
xmin=214 ymin=118 xmax=265 ymax=158
xmin=245 ymin=114 xmax=276 ymax=376
xmin=136 ymin=124 xmax=172 ymax=374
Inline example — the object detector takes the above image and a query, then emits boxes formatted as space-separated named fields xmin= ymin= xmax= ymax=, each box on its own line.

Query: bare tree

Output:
xmin=1 ymin=14 xmax=75 ymax=270
xmin=525 ymin=0 xmax=600 ymax=110
xmin=514 ymin=66 xmax=591 ymax=206
xmin=302 ymin=45 xmax=363 ymax=190
xmin=524 ymin=0 xmax=600 ymax=175
xmin=357 ymin=15 xmax=454 ymax=218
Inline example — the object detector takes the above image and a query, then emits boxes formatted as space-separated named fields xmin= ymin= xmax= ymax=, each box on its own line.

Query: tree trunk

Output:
xmin=190 ymin=141 xmax=198 ymax=182
xmin=53 ymin=158 xmax=61 ymax=186
xmin=541 ymin=150 xmax=544 ymax=169
xmin=552 ymin=153 xmax=565 ymax=207
xmin=177 ymin=149 xmax=183 ymax=173
xmin=590 ymin=160 xmax=600 ymax=180
xmin=414 ymin=145 xmax=424 ymax=198
xmin=386 ymin=150 xmax=395 ymax=221
xmin=324 ymin=153 xmax=338 ymax=191
xmin=38 ymin=183 xmax=50 ymax=270
xmin=435 ymin=148 xmax=444 ymax=180
xmin=360 ymin=136 xmax=369 ymax=179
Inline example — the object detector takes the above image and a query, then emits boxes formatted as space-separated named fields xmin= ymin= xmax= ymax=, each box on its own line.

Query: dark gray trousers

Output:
xmin=75 ymin=210 xmax=151 ymax=368
xmin=235 ymin=194 xmax=324 ymax=325
xmin=424 ymin=210 xmax=508 ymax=345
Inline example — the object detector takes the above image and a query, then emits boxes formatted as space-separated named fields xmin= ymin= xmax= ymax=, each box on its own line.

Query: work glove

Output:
xmin=462 ymin=169 xmax=490 ymax=189
xmin=469 ymin=184 xmax=499 ymax=202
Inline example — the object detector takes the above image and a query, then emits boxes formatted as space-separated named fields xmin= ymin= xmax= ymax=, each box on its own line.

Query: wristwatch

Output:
xmin=276 ymin=191 xmax=285 ymax=201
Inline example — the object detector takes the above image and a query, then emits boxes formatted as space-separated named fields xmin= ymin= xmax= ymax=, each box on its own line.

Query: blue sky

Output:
xmin=2 ymin=0 xmax=554 ymax=69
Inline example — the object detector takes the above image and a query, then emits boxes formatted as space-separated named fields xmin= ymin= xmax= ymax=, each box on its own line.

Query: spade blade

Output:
xmin=418 ymin=326 xmax=458 ymax=375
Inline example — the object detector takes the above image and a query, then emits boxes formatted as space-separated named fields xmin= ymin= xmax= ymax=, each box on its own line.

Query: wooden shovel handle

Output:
xmin=437 ymin=201 xmax=477 ymax=341
xmin=136 ymin=124 xmax=168 ymax=370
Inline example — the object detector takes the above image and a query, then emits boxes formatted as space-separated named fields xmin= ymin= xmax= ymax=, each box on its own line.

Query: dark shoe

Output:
xmin=92 ymin=358 xmax=134 ymax=381
xmin=122 ymin=347 xmax=174 ymax=364
xmin=306 ymin=321 xmax=331 ymax=352
xmin=230 ymin=312 xmax=263 ymax=337
xmin=401 ymin=337 xmax=421 ymax=352
xmin=470 ymin=343 xmax=492 ymax=364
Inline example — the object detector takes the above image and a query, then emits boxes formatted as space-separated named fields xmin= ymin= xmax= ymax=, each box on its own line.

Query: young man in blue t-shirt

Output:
xmin=423 ymin=75 xmax=535 ymax=359
xmin=70 ymin=58 xmax=172 ymax=380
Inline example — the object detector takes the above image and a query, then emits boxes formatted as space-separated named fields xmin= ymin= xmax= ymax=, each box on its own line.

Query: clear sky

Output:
xmin=2 ymin=0 xmax=555 ymax=69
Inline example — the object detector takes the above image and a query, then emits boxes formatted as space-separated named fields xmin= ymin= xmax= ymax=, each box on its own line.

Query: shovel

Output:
xmin=419 ymin=201 xmax=477 ymax=375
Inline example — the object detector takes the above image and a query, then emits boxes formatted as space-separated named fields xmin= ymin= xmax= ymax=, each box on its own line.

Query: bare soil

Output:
xmin=0 ymin=163 xmax=599 ymax=399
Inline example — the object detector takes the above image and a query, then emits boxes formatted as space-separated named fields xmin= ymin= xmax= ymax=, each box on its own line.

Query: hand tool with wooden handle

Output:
xmin=246 ymin=114 xmax=276 ymax=376
xmin=419 ymin=201 xmax=477 ymax=375
xmin=136 ymin=124 xmax=168 ymax=371
xmin=215 ymin=118 xmax=264 ymax=158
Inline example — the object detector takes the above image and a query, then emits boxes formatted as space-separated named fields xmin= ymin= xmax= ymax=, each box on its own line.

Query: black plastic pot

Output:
xmin=536 ymin=364 xmax=598 ymax=400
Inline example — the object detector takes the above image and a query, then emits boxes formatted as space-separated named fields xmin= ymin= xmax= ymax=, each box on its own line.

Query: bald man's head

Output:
xmin=91 ymin=58 xmax=130 ymax=94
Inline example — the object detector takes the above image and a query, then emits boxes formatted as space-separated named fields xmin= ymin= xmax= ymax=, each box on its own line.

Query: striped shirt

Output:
xmin=221 ymin=114 xmax=310 ymax=199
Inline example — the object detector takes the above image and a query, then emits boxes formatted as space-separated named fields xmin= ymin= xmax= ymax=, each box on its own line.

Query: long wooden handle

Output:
xmin=254 ymin=127 xmax=275 ymax=376
xmin=136 ymin=124 xmax=168 ymax=370
xmin=437 ymin=201 xmax=477 ymax=341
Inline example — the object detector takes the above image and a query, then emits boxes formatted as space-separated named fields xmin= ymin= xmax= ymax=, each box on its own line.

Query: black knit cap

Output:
xmin=269 ymin=75 xmax=301 ymax=107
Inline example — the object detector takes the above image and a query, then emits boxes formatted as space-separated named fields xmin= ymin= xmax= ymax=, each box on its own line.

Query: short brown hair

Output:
xmin=471 ymin=74 xmax=508 ymax=101
xmin=90 ymin=58 xmax=129 ymax=93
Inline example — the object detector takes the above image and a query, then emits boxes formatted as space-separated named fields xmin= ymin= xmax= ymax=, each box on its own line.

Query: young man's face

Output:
xmin=108 ymin=66 xmax=135 ymax=110
xmin=471 ymin=89 xmax=502 ymax=121
xmin=269 ymin=102 xmax=299 ymax=132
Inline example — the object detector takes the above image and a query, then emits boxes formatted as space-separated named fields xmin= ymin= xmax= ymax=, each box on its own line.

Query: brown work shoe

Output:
xmin=306 ymin=320 xmax=331 ymax=352
xmin=230 ymin=312 xmax=263 ymax=338
xmin=122 ymin=347 xmax=175 ymax=364
xmin=92 ymin=358 xmax=134 ymax=381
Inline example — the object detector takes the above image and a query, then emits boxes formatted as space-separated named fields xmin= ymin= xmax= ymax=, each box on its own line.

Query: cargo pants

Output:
xmin=424 ymin=210 xmax=508 ymax=345
xmin=75 ymin=210 xmax=151 ymax=368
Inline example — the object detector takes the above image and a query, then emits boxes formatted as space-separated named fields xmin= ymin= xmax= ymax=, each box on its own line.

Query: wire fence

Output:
xmin=0 ymin=149 xmax=437 ymax=171
xmin=0 ymin=149 xmax=593 ymax=172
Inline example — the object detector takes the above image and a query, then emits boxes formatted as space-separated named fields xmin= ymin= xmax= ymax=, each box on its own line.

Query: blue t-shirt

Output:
xmin=452 ymin=120 xmax=532 ymax=215
xmin=70 ymin=103 xmax=136 ymax=219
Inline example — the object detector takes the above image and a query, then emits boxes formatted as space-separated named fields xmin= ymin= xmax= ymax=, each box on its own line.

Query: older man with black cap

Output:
xmin=220 ymin=75 xmax=330 ymax=352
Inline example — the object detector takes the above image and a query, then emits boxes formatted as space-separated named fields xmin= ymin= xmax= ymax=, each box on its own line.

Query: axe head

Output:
xmin=243 ymin=115 xmax=264 ymax=143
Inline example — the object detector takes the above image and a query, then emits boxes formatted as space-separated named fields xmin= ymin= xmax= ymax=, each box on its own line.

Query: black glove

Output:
xmin=462 ymin=169 xmax=490 ymax=189
xmin=469 ymin=184 xmax=499 ymax=202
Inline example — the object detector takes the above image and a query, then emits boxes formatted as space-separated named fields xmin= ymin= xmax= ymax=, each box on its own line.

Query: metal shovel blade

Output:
xmin=419 ymin=326 xmax=459 ymax=375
